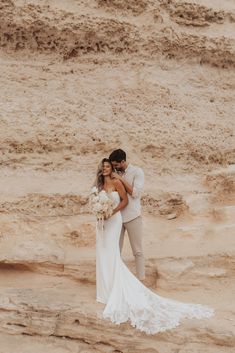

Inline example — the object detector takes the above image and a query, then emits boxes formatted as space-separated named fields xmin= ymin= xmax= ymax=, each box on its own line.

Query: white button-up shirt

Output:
xmin=121 ymin=164 xmax=144 ymax=223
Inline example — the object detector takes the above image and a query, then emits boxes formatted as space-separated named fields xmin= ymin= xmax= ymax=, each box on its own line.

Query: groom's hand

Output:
xmin=111 ymin=172 xmax=122 ymax=180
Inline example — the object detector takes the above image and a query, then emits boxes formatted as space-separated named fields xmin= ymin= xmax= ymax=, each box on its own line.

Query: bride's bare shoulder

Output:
xmin=112 ymin=179 xmax=122 ymax=188
xmin=112 ymin=179 xmax=126 ymax=193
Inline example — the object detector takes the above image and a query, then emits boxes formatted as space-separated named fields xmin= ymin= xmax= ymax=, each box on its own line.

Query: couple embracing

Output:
xmin=93 ymin=149 xmax=214 ymax=334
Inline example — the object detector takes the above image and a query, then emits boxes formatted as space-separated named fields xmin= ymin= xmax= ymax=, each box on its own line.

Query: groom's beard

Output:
xmin=115 ymin=169 xmax=124 ymax=175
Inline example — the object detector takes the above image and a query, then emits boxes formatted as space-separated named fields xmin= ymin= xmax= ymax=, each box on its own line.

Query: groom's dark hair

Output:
xmin=109 ymin=149 xmax=126 ymax=162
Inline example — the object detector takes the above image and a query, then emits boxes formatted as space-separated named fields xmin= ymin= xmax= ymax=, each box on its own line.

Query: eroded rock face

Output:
xmin=0 ymin=0 xmax=234 ymax=67
xmin=0 ymin=250 xmax=234 ymax=352
xmin=166 ymin=2 xmax=228 ymax=26
xmin=142 ymin=192 xmax=188 ymax=218
xmin=98 ymin=0 xmax=149 ymax=15
xmin=205 ymin=165 xmax=235 ymax=202
xmin=0 ymin=169 xmax=234 ymax=352
xmin=0 ymin=0 xmax=234 ymax=352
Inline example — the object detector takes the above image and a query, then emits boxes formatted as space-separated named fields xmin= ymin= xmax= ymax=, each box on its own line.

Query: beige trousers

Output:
xmin=119 ymin=216 xmax=145 ymax=280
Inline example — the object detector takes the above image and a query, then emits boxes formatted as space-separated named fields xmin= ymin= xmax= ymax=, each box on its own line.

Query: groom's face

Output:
xmin=111 ymin=160 xmax=125 ymax=172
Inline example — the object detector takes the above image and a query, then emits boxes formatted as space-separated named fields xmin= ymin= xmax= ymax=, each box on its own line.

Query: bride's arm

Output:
xmin=112 ymin=180 xmax=128 ymax=215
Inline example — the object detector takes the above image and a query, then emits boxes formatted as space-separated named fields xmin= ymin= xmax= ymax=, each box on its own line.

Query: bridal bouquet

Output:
xmin=89 ymin=187 xmax=115 ymax=228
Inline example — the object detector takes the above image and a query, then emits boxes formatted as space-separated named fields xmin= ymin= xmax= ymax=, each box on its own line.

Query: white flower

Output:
xmin=89 ymin=189 xmax=115 ymax=220
xmin=93 ymin=203 xmax=103 ymax=212
xmin=99 ymin=192 xmax=109 ymax=203
xmin=91 ymin=196 xmax=99 ymax=203
xmin=102 ymin=204 xmax=109 ymax=212
xmin=90 ymin=186 xmax=98 ymax=195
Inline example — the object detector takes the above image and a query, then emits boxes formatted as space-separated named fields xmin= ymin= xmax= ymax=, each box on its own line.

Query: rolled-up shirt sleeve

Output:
xmin=132 ymin=168 xmax=144 ymax=198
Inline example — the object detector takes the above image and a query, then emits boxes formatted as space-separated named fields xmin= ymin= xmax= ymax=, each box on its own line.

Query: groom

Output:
xmin=109 ymin=149 xmax=145 ymax=281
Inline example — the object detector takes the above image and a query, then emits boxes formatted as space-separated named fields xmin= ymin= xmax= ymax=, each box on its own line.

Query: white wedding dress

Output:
xmin=96 ymin=191 xmax=214 ymax=334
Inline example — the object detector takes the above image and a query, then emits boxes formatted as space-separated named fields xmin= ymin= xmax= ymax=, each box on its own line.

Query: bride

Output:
xmin=94 ymin=158 xmax=214 ymax=334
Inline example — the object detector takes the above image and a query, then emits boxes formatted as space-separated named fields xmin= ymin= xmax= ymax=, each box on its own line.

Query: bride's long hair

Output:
xmin=94 ymin=158 xmax=114 ymax=191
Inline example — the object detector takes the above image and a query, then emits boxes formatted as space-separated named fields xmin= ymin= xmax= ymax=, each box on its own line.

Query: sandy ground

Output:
xmin=0 ymin=0 xmax=235 ymax=352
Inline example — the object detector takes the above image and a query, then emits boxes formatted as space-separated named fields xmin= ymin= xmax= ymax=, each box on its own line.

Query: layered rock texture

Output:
xmin=0 ymin=0 xmax=234 ymax=352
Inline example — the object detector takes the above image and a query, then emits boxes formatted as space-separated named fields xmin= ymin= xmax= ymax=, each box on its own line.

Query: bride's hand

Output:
xmin=104 ymin=210 xmax=115 ymax=220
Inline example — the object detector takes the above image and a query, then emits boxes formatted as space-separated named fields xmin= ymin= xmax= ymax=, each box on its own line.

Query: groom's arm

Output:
xmin=112 ymin=168 xmax=144 ymax=198
xmin=111 ymin=172 xmax=133 ymax=195
xmin=131 ymin=168 xmax=144 ymax=198
xmin=118 ymin=177 xmax=133 ymax=196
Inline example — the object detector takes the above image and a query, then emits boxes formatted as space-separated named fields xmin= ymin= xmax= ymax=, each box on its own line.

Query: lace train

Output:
xmin=96 ymin=192 xmax=214 ymax=334
xmin=102 ymin=259 xmax=214 ymax=334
